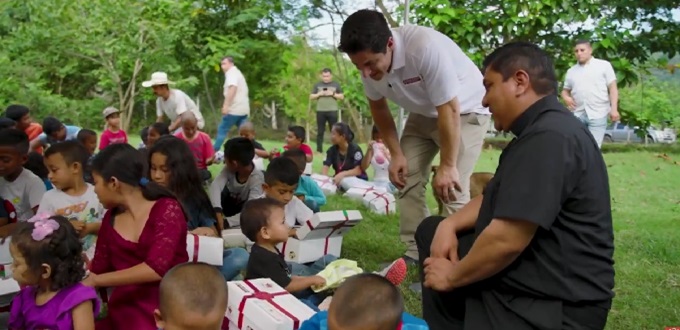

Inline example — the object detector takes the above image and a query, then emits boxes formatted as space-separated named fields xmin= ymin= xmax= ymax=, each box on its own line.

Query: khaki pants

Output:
xmin=399 ymin=113 xmax=490 ymax=259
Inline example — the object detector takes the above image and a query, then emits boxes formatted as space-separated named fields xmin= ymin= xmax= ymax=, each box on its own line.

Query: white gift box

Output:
xmin=226 ymin=279 xmax=315 ymax=330
xmin=343 ymin=186 xmax=387 ymax=202
xmin=277 ymin=210 xmax=362 ymax=263
xmin=0 ymin=276 xmax=20 ymax=296
xmin=362 ymin=191 xmax=397 ymax=215
xmin=253 ymin=157 xmax=265 ymax=171
xmin=222 ymin=229 xmax=247 ymax=248
xmin=186 ymin=234 xmax=224 ymax=266
xmin=310 ymin=174 xmax=337 ymax=195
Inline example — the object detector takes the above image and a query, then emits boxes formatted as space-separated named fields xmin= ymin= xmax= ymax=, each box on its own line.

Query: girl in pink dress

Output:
xmin=82 ymin=144 xmax=188 ymax=330
xmin=9 ymin=214 xmax=100 ymax=329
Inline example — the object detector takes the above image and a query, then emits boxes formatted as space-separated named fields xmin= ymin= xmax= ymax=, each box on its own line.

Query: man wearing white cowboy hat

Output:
xmin=143 ymin=71 xmax=205 ymax=133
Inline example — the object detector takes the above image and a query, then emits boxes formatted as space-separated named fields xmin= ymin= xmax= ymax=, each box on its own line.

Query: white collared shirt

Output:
xmin=156 ymin=89 xmax=205 ymax=128
xmin=563 ymin=58 xmax=616 ymax=119
xmin=362 ymin=25 xmax=489 ymax=117
xmin=224 ymin=66 xmax=250 ymax=116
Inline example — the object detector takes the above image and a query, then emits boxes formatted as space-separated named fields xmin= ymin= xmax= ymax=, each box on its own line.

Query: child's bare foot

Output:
xmin=375 ymin=258 xmax=407 ymax=286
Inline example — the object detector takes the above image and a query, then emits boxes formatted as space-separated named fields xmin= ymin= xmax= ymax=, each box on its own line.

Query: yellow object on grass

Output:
xmin=312 ymin=259 xmax=363 ymax=293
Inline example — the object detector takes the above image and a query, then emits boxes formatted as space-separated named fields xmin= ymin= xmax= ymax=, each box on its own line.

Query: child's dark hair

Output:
xmin=224 ymin=137 xmax=254 ymax=166
xmin=159 ymin=262 xmax=228 ymax=316
xmin=240 ymin=197 xmax=285 ymax=242
xmin=12 ymin=215 xmax=85 ymax=291
xmin=140 ymin=126 xmax=150 ymax=145
xmin=0 ymin=118 xmax=16 ymax=130
xmin=265 ymin=157 xmax=300 ymax=186
xmin=329 ymin=273 xmax=404 ymax=330
xmin=148 ymin=136 xmax=216 ymax=229
xmin=4 ymin=104 xmax=30 ymax=122
xmin=44 ymin=140 xmax=90 ymax=170
xmin=150 ymin=122 xmax=170 ymax=136
xmin=282 ymin=149 xmax=306 ymax=173
xmin=371 ymin=125 xmax=380 ymax=139
xmin=76 ymin=129 xmax=97 ymax=144
xmin=288 ymin=125 xmax=306 ymax=143
xmin=92 ymin=143 xmax=176 ymax=203
xmin=25 ymin=152 xmax=48 ymax=179
xmin=333 ymin=122 xmax=355 ymax=143
xmin=0 ymin=128 xmax=29 ymax=155
xmin=42 ymin=116 xmax=64 ymax=136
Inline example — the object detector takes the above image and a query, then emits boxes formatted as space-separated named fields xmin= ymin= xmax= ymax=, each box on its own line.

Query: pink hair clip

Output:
xmin=30 ymin=216 xmax=60 ymax=241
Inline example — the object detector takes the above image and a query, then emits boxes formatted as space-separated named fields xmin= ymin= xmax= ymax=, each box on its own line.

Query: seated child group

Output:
xmin=0 ymin=104 xmax=425 ymax=329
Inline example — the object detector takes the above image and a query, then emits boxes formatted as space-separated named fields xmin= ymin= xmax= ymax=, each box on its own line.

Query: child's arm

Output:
xmin=72 ymin=300 xmax=95 ymax=330
xmin=321 ymin=166 xmax=330 ymax=176
xmin=285 ymin=275 xmax=326 ymax=293
xmin=334 ymin=166 xmax=364 ymax=185
xmin=201 ymin=133 xmax=215 ymax=166
xmin=190 ymin=226 xmax=218 ymax=237
xmin=83 ymin=222 xmax=101 ymax=236
xmin=304 ymin=179 xmax=326 ymax=206
xmin=361 ymin=141 xmax=375 ymax=171
xmin=255 ymin=148 xmax=270 ymax=159
xmin=209 ymin=168 xmax=229 ymax=229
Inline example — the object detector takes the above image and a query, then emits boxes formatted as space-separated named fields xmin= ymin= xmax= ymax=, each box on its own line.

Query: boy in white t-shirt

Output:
xmin=0 ymin=129 xmax=47 ymax=237
xmin=38 ymin=140 xmax=104 ymax=257
xmin=261 ymin=157 xmax=313 ymax=237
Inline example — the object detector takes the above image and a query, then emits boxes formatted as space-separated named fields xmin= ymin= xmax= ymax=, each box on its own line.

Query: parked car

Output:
xmin=604 ymin=122 xmax=677 ymax=144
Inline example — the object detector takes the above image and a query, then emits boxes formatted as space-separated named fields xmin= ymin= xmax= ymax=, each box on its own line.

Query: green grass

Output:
xmin=132 ymin=134 xmax=680 ymax=329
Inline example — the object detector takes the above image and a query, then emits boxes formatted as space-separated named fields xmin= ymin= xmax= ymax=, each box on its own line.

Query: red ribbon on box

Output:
xmin=237 ymin=280 xmax=300 ymax=329
xmin=320 ymin=210 xmax=353 ymax=254
xmin=190 ymin=234 xmax=200 ymax=262
xmin=368 ymin=192 xmax=392 ymax=214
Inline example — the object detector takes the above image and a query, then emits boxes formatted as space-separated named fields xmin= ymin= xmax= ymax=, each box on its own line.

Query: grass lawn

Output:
xmin=133 ymin=134 xmax=680 ymax=329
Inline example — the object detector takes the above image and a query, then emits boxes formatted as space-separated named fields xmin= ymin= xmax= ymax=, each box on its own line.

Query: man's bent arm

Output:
xmin=447 ymin=194 xmax=482 ymax=233
xmin=448 ymin=218 xmax=538 ymax=289
xmin=560 ymin=89 xmax=572 ymax=100
xmin=607 ymin=81 xmax=618 ymax=113
xmin=156 ymin=115 xmax=164 ymax=123
xmin=435 ymin=98 xmax=461 ymax=168
xmin=368 ymin=97 xmax=402 ymax=157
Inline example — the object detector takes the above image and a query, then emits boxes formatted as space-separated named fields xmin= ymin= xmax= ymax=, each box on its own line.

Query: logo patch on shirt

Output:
xmin=403 ymin=75 xmax=422 ymax=85
xmin=354 ymin=151 xmax=363 ymax=161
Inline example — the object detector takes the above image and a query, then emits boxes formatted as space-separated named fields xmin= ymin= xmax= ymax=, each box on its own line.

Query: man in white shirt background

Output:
xmin=143 ymin=71 xmax=205 ymax=133
xmin=213 ymin=56 xmax=251 ymax=152
xmin=561 ymin=39 xmax=620 ymax=148
xmin=338 ymin=9 xmax=490 ymax=264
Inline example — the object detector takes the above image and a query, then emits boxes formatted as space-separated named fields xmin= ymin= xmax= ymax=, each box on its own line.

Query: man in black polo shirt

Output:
xmin=416 ymin=42 xmax=615 ymax=330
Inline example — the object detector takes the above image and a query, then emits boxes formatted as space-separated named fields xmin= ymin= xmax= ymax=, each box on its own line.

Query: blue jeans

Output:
xmin=213 ymin=114 xmax=249 ymax=151
xmin=287 ymin=254 xmax=338 ymax=311
xmin=575 ymin=112 xmax=608 ymax=148
xmin=303 ymin=199 xmax=320 ymax=213
xmin=219 ymin=247 xmax=249 ymax=281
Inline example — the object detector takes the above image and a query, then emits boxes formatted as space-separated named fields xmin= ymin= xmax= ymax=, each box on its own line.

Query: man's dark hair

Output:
xmin=224 ymin=137 xmax=254 ymax=166
xmin=4 ymin=104 xmax=29 ymax=121
xmin=44 ymin=140 xmax=90 ymax=170
xmin=321 ymin=68 xmax=332 ymax=74
xmin=42 ymin=116 xmax=64 ymax=136
xmin=338 ymin=9 xmax=392 ymax=54
xmin=240 ymin=197 xmax=285 ymax=242
xmin=222 ymin=56 xmax=234 ymax=64
xmin=575 ymin=39 xmax=591 ymax=47
xmin=76 ymin=129 xmax=97 ymax=143
xmin=288 ymin=125 xmax=306 ymax=143
xmin=282 ymin=149 xmax=307 ymax=173
xmin=0 ymin=128 xmax=29 ymax=155
xmin=265 ymin=157 xmax=301 ymax=186
xmin=482 ymin=42 xmax=557 ymax=96
xmin=328 ymin=273 xmax=404 ymax=330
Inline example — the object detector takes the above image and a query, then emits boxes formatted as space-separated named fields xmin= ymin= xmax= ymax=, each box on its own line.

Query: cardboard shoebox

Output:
xmin=344 ymin=186 xmax=387 ymax=202
xmin=226 ymin=278 xmax=315 ymax=330
xmin=186 ymin=234 xmax=224 ymax=266
xmin=278 ymin=210 xmax=362 ymax=264
xmin=310 ymin=174 xmax=337 ymax=196
xmin=362 ymin=191 xmax=397 ymax=215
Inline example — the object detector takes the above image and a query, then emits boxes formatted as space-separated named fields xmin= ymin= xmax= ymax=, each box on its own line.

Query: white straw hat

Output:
xmin=142 ymin=72 xmax=175 ymax=88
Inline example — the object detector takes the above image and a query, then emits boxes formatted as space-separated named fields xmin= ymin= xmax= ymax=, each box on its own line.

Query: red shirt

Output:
xmin=99 ymin=129 xmax=128 ymax=151
xmin=175 ymin=131 xmax=215 ymax=170
xmin=26 ymin=123 xmax=44 ymax=154
xmin=276 ymin=143 xmax=313 ymax=157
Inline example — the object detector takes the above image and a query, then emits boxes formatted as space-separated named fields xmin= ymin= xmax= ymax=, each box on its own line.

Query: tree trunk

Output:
xmin=270 ymin=100 xmax=278 ymax=130
xmin=202 ymin=70 xmax=217 ymax=115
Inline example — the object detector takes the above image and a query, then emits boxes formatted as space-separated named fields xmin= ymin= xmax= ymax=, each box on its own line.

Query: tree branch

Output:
xmin=376 ymin=0 xmax=399 ymax=27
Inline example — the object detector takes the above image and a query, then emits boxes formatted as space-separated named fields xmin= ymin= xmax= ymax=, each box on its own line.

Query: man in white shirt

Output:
xmin=338 ymin=9 xmax=490 ymax=263
xmin=213 ymin=56 xmax=251 ymax=152
xmin=142 ymin=71 xmax=205 ymax=133
xmin=561 ymin=40 xmax=620 ymax=148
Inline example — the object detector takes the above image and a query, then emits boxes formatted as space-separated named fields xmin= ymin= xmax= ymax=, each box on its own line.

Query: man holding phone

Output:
xmin=310 ymin=68 xmax=344 ymax=153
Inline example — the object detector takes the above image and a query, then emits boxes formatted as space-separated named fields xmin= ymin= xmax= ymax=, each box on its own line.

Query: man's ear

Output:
xmin=154 ymin=309 xmax=165 ymax=329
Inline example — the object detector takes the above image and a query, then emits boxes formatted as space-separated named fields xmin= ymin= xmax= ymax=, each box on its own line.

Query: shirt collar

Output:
xmin=509 ymin=95 xmax=564 ymax=137
xmin=390 ymin=29 xmax=406 ymax=73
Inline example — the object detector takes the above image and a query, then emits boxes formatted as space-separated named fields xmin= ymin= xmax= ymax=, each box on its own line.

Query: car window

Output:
xmin=616 ymin=123 xmax=626 ymax=129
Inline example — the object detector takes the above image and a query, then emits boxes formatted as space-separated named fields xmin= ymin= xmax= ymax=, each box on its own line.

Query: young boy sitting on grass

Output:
xmin=300 ymin=273 xmax=428 ymax=330
xmin=283 ymin=149 xmax=326 ymax=213
xmin=155 ymin=262 xmax=228 ymax=330
xmin=262 ymin=157 xmax=314 ymax=235
xmin=241 ymin=197 xmax=330 ymax=310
